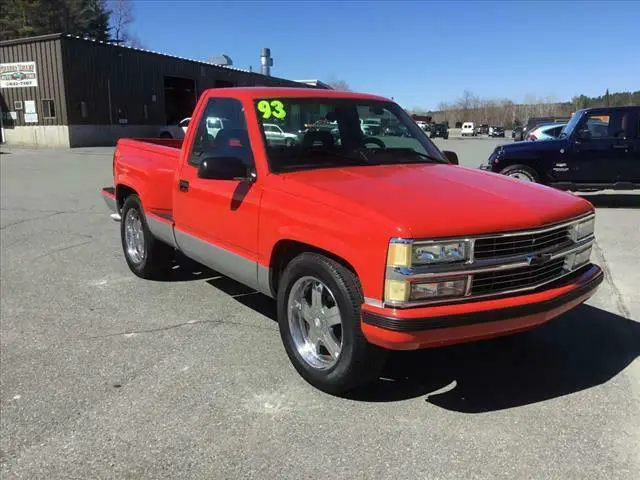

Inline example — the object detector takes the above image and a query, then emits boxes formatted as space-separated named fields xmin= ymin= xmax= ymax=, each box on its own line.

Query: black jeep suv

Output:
xmin=430 ymin=123 xmax=449 ymax=139
xmin=480 ymin=106 xmax=640 ymax=191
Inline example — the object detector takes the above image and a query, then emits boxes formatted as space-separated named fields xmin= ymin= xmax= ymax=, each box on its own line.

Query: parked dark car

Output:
xmin=430 ymin=123 xmax=449 ymax=139
xmin=489 ymin=126 xmax=505 ymax=137
xmin=477 ymin=124 xmax=489 ymax=135
xmin=480 ymin=106 xmax=640 ymax=191
xmin=513 ymin=116 xmax=572 ymax=141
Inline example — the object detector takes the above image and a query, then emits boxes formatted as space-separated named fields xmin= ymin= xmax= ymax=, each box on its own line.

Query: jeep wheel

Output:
xmin=500 ymin=164 xmax=540 ymax=183
xmin=120 ymin=195 xmax=174 ymax=279
xmin=277 ymin=253 xmax=387 ymax=395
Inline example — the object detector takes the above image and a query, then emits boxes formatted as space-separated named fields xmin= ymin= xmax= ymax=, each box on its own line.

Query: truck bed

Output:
xmin=113 ymin=138 xmax=182 ymax=216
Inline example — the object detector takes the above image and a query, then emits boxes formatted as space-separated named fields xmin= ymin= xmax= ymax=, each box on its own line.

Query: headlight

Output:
xmin=384 ymin=276 xmax=471 ymax=303
xmin=410 ymin=277 xmax=470 ymax=300
xmin=569 ymin=217 xmax=595 ymax=242
xmin=565 ymin=245 xmax=592 ymax=270
xmin=387 ymin=240 xmax=470 ymax=268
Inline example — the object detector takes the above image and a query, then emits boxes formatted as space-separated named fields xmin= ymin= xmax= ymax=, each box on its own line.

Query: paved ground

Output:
xmin=1 ymin=140 xmax=639 ymax=479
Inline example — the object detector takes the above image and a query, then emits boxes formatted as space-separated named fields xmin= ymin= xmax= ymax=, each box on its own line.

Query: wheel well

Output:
xmin=500 ymin=160 xmax=546 ymax=184
xmin=116 ymin=185 xmax=138 ymax=211
xmin=269 ymin=240 xmax=358 ymax=296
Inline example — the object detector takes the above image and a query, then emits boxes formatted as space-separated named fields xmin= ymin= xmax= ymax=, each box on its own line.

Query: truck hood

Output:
xmin=274 ymin=164 xmax=592 ymax=238
xmin=499 ymin=138 xmax=567 ymax=153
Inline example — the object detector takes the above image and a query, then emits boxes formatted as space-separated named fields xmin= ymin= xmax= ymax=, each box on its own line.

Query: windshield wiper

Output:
xmin=367 ymin=148 xmax=447 ymax=164
xmin=304 ymin=149 xmax=371 ymax=165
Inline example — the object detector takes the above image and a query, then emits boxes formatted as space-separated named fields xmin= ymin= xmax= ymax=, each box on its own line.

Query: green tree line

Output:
xmin=572 ymin=90 xmax=640 ymax=109
xmin=1 ymin=0 xmax=111 ymax=42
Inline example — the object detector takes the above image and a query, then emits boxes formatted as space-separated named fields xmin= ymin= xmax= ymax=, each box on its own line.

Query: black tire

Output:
xmin=277 ymin=252 xmax=388 ymax=395
xmin=159 ymin=132 xmax=172 ymax=139
xmin=285 ymin=138 xmax=294 ymax=147
xmin=120 ymin=195 xmax=174 ymax=279
xmin=499 ymin=164 xmax=540 ymax=183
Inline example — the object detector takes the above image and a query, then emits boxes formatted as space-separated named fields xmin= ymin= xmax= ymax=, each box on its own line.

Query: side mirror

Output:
xmin=197 ymin=156 xmax=253 ymax=181
xmin=442 ymin=150 xmax=459 ymax=165
xmin=578 ymin=129 xmax=592 ymax=141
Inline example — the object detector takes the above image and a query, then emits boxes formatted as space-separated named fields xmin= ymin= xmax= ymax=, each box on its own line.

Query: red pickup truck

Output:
xmin=101 ymin=87 xmax=603 ymax=394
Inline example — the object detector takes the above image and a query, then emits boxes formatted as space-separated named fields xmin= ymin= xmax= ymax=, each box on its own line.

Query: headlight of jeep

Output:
xmin=387 ymin=240 xmax=470 ymax=268
xmin=569 ymin=217 xmax=595 ymax=242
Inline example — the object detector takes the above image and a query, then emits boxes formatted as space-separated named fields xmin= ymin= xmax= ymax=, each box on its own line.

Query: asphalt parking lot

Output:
xmin=1 ymin=138 xmax=639 ymax=479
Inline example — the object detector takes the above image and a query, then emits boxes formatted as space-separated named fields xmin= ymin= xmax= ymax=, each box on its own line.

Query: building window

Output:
xmin=14 ymin=100 xmax=23 ymax=110
xmin=42 ymin=99 xmax=56 ymax=119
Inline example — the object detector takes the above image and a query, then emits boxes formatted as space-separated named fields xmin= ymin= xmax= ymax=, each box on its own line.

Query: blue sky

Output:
xmin=131 ymin=0 xmax=640 ymax=110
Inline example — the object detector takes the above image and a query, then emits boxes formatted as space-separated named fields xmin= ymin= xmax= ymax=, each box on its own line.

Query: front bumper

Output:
xmin=361 ymin=264 xmax=603 ymax=350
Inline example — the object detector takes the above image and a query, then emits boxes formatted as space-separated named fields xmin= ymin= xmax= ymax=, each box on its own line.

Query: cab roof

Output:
xmin=201 ymin=86 xmax=392 ymax=103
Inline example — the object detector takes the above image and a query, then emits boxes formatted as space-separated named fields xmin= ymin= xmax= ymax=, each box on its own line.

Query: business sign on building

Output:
xmin=0 ymin=62 xmax=38 ymax=88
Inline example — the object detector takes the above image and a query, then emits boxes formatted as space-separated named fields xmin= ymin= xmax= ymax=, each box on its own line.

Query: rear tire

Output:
xmin=160 ymin=132 xmax=172 ymax=139
xmin=120 ymin=195 xmax=174 ymax=279
xmin=277 ymin=252 xmax=387 ymax=395
xmin=500 ymin=164 xmax=540 ymax=183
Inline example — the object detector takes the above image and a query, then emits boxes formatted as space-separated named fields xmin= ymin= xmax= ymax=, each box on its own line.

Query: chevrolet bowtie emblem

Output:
xmin=526 ymin=253 xmax=552 ymax=266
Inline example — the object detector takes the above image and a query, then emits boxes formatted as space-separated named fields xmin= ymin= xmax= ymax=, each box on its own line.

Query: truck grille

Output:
xmin=471 ymin=258 xmax=566 ymax=296
xmin=473 ymin=226 xmax=571 ymax=259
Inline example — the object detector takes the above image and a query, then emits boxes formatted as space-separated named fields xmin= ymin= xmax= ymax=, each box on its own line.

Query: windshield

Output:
xmin=560 ymin=112 xmax=581 ymax=136
xmin=254 ymin=97 xmax=447 ymax=172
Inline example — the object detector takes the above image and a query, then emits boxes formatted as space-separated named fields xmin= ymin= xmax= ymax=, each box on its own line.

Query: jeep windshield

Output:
xmin=254 ymin=98 xmax=447 ymax=172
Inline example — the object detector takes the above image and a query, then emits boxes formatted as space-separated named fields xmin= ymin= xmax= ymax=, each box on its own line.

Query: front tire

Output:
xmin=500 ymin=164 xmax=540 ymax=183
xmin=277 ymin=253 xmax=387 ymax=395
xmin=120 ymin=195 xmax=173 ymax=279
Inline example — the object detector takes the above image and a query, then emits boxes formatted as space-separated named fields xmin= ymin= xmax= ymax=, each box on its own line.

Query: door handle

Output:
xmin=178 ymin=179 xmax=189 ymax=192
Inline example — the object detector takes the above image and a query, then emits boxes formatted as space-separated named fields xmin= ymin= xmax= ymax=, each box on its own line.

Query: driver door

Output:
xmin=173 ymin=97 xmax=262 ymax=289
xmin=570 ymin=111 xmax=629 ymax=184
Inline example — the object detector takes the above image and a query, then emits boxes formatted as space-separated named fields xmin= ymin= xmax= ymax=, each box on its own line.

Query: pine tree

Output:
xmin=604 ymin=89 xmax=611 ymax=107
xmin=0 ymin=0 xmax=110 ymax=41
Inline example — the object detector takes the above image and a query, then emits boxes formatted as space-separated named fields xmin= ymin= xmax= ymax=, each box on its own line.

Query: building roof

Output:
xmin=0 ymin=33 xmax=301 ymax=85
xmin=294 ymin=80 xmax=334 ymax=89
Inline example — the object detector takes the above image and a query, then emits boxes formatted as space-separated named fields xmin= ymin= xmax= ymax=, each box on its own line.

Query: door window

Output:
xmin=188 ymin=98 xmax=252 ymax=167
xmin=582 ymin=112 xmax=630 ymax=139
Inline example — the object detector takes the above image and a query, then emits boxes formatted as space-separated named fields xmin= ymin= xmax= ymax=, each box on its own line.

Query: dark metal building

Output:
xmin=0 ymin=33 xmax=323 ymax=147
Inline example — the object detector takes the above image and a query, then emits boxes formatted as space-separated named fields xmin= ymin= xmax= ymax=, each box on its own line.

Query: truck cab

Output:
xmin=482 ymin=106 xmax=640 ymax=190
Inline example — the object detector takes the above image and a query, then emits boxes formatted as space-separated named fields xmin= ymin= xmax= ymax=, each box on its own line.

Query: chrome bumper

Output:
xmin=101 ymin=187 xmax=121 ymax=221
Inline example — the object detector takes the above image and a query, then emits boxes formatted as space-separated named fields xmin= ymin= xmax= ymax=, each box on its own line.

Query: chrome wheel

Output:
xmin=508 ymin=171 xmax=535 ymax=182
xmin=124 ymin=208 xmax=146 ymax=264
xmin=287 ymin=276 xmax=343 ymax=370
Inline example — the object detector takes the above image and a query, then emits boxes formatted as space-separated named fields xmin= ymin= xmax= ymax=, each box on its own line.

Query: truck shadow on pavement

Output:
xmin=158 ymin=254 xmax=280 ymax=321
xmin=160 ymin=256 xmax=639 ymax=412
xmin=351 ymin=304 xmax=640 ymax=411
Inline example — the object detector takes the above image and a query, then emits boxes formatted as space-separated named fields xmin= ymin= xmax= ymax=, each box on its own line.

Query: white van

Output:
xmin=461 ymin=122 xmax=476 ymax=137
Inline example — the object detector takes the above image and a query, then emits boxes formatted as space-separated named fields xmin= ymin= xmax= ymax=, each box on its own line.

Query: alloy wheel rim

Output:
xmin=124 ymin=209 xmax=146 ymax=264
xmin=287 ymin=276 xmax=343 ymax=370
xmin=509 ymin=172 xmax=534 ymax=182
